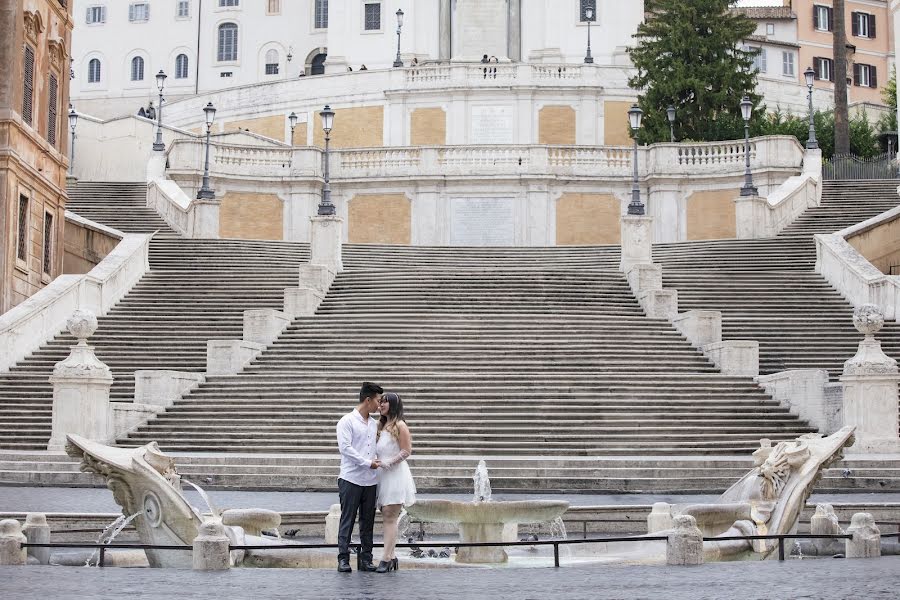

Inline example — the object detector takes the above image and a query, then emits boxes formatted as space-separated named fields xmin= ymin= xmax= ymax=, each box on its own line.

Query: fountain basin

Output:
xmin=407 ymin=499 xmax=569 ymax=564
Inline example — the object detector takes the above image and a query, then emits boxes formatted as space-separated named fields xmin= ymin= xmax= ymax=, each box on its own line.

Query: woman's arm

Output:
xmin=382 ymin=423 xmax=413 ymax=468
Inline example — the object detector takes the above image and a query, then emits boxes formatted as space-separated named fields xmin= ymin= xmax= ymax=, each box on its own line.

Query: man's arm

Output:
xmin=336 ymin=417 xmax=376 ymax=468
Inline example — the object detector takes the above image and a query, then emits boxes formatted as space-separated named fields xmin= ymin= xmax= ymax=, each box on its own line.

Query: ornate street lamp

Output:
xmin=584 ymin=7 xmax=594 ymax=64
xmin=740 ymin=96 xmax=758 ymax=197
xmin=288 ymin=111 xmax=298 ymax=146
xmin=318 ymin=105 xmax=336 ymax=216
xmin=393 ymin=9 xmax=405 ymax=68
xmin=804 ymin=66 xmax=818 ymax=150
xmin=153 ymin=70 xmax=167 ymax=151
xmin=667 ymin=105 xmax=676 ymax=143
xmin=627 ymin=103 xmax=645 ymax=216
xmin=67 ymin=105 xmax=78 ymax=175
xmin=197 ymin=102 xmax=217 ymax=200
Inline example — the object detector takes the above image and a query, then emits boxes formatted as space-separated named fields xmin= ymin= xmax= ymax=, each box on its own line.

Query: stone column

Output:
xmin=22 ymin=513 xmax=51 ymax=565
xmin=310 ymin=215 xmax=344 ymax=273
xmin=845 ymin=513 xmax=881 ymax=558
xmin=324 ymin=504 xmax=341 ymax=544
xmin=840 ymin=305 xmax=900 ymax=453
xmin=507 ymin=0 xmax=522 ymax=62
xmin=48 ymin=310 xmax=113 ymax=451
xmin=193 ymin=518 xmax=231 ymax=571
xmin=439 ymin=0 xmax=451 ymax=61
xmin=666 ymin=515 xmax=703 ymax=565
xmin=0 ymin=519 xmax=27 ymax=566
xmin=810 ymin=504 xmax=839 ymax=536
xmin=647 ymin=502 xmax=673 ymax=534
xmin=620 ymin=215 xmax=653 ymax=272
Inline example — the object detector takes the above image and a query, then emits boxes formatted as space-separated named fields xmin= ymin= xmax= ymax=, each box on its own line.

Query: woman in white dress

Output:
xmin=375 ymin=392 xmax=416 ymax=573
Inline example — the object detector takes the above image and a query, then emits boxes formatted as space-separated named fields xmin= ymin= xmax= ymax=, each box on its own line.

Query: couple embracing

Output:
xmin=335 ymin=382 xmax=417 ymax=574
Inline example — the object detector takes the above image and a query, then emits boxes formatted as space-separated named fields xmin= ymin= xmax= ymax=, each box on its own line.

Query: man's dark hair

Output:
xmin=359 ymin=381 xmax=383 ymax=401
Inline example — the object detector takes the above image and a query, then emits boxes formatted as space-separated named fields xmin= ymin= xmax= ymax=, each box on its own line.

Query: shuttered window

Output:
xmin=175 ymin=54 xmax=189 ymax=79
xmin=315 ymin=0 xmax=328 ymax=29
xmin=48 ymin=74 xmax=59 ymax=146
xmin=88 ymin=58 xmax=101 ymax=83
xmin=813 ymin=5 xmax=833 ymax=32
xmin=814 ymin=57 xmax=834 ymax=82
xmin=131 ymin=56 xmax=145 ymax=81
xmin=17 ymin=196 xmax=29 ymax=262
xmin=23 ymin=45 xmax=35 ymax=126
xmin=42 ymin=212 xmax=54 ymax=277
xmin=217 ymin=23 xmax=238 ymax=61
xmin=364 ymin=3 xmax=381 ymax=30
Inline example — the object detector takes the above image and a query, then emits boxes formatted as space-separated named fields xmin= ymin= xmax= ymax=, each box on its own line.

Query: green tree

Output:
xmin=627 ymin=0 xmax=760 ymax=144
xmin=877 ymin=68 xmax=897 ymax=134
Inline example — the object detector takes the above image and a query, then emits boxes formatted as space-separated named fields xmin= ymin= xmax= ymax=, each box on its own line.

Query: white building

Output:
xmin=71 ymin=0 xmax=644 ymax=117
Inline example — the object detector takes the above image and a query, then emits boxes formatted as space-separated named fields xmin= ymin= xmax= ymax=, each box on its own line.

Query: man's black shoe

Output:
xmin=337 ymin=559 xmax=352 ymax=573
xmin=357 ymin=560 xmax=377 ymax=572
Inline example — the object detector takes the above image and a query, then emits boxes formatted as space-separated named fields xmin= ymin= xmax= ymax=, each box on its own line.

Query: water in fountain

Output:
xmin=183 ymin=479 xmax=221 ymax=517
xmin=548 ymin=516 xmax=568 ymax=540
xmin=473 ymin=460 xmax=492 ymax=503
xmin=85 ymin=512 xmax=143 ymax=567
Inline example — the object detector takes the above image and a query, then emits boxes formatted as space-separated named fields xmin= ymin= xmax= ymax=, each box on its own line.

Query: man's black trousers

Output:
xmin=337 ymin=477 xmax=377 ymax=563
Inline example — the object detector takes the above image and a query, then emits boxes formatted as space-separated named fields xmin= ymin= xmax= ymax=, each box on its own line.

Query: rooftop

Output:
xmin=733 ymin=7 xmax=796 ymax=20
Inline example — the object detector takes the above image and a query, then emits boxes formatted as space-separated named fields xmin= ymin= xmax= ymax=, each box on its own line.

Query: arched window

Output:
xmin=175 ymin=54 xmax=189 ymax=79
xmin=218 ymin=23 xmax=238 ymax=62
xmin=265 ymin=49 xmax=279 ymax=75
xmin=131 ymin=56 xmax=145 ymax=81
xmin=88 ymin=58 xmax=101 ymax=83
xmin=310 ymin=52 xmax=327 ymax=75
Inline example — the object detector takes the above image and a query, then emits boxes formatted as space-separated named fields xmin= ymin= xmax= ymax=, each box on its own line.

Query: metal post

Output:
xmin=553 ymin=542 xmax=560 ymax=567
xmin=627 ymin=136 xmax=644 ymax=215
xmin=806 ymin=88 xmax=818 ymax=150
xmin=669 ymin=123 xmax=675 ymax=144
xmin=318 ymin=131 xmax=335 ymax=215
xmin=197 ymin=124 xmax=215 ymax=199
xmin=584 ymin=19 xmax=593 ymax=64
xmin=740 ymin=121 xmax=757 ymax=197
xmin=778 ymin=537 xmax=785 ymax=561
xmin=393 ymin=20 xmax=403 ymax=67
xmin=98 ymin=545 xmax=106 ymax=567
xmin=153 ymin=88 xmax=165 ymax=151
xmin=68 ymin=128 xmax=76 ymax=175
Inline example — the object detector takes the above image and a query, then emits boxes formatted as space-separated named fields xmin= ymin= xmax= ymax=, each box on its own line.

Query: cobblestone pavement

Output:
xmin=3 ymin=486 xmax=898 ymax=514
xmin=2 ymin=557 xmax=899 ymax=600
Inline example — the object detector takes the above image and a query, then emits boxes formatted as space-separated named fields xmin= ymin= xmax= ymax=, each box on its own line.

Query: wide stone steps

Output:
xmin=67 ymin=182 xmax=177 ymax=235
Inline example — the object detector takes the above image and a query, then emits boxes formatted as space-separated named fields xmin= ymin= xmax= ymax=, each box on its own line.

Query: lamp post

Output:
xmin=584 ymin=7 xmax=594 ymax=64
xmin=67 ymin=105 xmax=78 ymax=175
xmin=804 ymin=67 xmax=818 ymax=150
xmin=393 ymin=9 xmax=405 ymax=68
xmin=739 ymin=95 xmax=758 ymax=197
xmin=627 ymin=103 xmax=644 ymax=216
xmin=318 ymin=105 xmax=336 ymax=216
xmin=197 ymin=102 xmax=217 ymax=200
xmin=288 ymin=111 xmax=298 ymax=146
xmin=666 ymin=105 xmax=676 ymax=143
xmin=153 ymin=70 xmax=167 ymax=151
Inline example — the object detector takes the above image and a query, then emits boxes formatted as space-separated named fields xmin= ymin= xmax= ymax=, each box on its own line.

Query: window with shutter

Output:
xmin=315 ymin=0 xmax=328 ymax=29
xmin=86 ymin=5 xmax=105 ymax=24
xmin=48 ymin=74 xmax=58 ymax=146
xmin=853 ymin=63 xmax=861 ymax=85
xmin=782 ymin=52 xmax=795 ymax=77
xmin=17 ymin=196 xmax=29 ymax=262
xmin=129 ymin=3 xmax=149 ymax=22
xmin=23 ymin=45 xmax=34 ymax=126
xmin=869 ymin=14 xmax=876 ymax=39
xmin=217 ymin=23 xmax=238 ymax=61
xmin=870 ymin=65 xmax=877 ymax=88
xmin=364 ymin=3 xmax=381 ymax=31
xmin=42 ymin=212 xmax=54 ymax=277
xmin=814 ymin=5 xmax=833 ymax=31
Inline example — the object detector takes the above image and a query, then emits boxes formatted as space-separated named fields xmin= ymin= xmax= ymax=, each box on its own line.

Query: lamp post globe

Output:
xmin=67 ymin=105 xmax=78 ymax=175
xmin=393 ymin=8 xmax=405 ymax=68
xmin=318 ymin=105 xmax=337 ymax=216
xmin=153 ymin=70 xmax=167 ymax=151
xmin=197 ymin=102 xmax=217 ymax=200
xmin=584 ymin=7 xmax=594 ymax=64
xmin=627 ymin=103 xmax=645 ymax=216
xmin=288 ymin=111 xmax=298 ymax=146
xmin=804 ymin=67 xmax=818 ymax=150
xmin=739 ymin=96 xmax=758 ymax=197
xmin=666 ymin=105 xmax=676 ymax=143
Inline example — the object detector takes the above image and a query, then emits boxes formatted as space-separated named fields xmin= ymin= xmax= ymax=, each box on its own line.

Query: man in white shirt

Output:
xmin=336 ymin=381 xmax=383 ymax=573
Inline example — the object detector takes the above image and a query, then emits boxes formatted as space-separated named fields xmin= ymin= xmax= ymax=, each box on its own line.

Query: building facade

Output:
xmin=1 ymin=0 xmax=73 ymax=314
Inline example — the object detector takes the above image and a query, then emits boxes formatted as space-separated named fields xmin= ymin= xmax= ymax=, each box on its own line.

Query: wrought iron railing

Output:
xmin=823 ymin=152 xmax=899 ymax=180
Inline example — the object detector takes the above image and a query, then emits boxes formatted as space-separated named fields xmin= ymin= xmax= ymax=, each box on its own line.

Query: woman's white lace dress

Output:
xmin=376 ymin=432 xmax=417 ymax=508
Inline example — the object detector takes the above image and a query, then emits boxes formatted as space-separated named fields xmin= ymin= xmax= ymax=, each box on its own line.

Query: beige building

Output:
xmin=0 ymin=0 xmax=73 ymax=313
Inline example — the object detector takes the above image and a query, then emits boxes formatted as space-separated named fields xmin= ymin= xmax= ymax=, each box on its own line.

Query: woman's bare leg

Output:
xmin=380 ymin=504 xmax=402 ymax=561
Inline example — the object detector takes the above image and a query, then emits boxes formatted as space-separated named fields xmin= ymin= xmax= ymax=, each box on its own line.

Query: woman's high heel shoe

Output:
xmin=375 ymin=560 xmax=392 ymax=573
xmin=392 ymin=558 xmax=399 ymax=571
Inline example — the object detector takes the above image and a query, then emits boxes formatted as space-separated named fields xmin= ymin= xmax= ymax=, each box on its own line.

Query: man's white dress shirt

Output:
xmin=336 ymin=409 xmax=378 ymax=487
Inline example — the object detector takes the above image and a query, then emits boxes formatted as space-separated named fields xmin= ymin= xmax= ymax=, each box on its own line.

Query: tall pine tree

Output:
xmin=628 ymin=0 xmax=760 ymax=144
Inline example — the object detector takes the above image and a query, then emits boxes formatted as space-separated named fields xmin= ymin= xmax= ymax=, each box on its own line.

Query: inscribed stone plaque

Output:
xmin=452 ymin=0 xmax=508 ymax=61
xmin=471 ymin=105 xmax=514 ymax=144
xmin=450 ymin=197 xmax=515 ymax=246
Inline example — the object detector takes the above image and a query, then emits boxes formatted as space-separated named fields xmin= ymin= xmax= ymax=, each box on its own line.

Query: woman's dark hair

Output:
xmin=359 ymin=381 xmax=383 ymax=401
xmin=378 ymin=392 xmax=404 ymax=439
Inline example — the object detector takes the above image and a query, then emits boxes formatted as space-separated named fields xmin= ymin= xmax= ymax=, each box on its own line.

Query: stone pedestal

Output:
xmin=48 ymin=310 xmax=113 ymax=451
xmin=457 ymin=522 xmax=508 ymax=564
xmin=673 ymin=311 xmax=722 ymax=349
xmin=626 ymin=263 xmax=662 ymax=294
xmin=845 ymin=513 xmax=881 ymax=558
xmin=810 ymin=504 xmax=839 ymax=536
xmin=666 ymin=515 xmax=703 ymax=565
xmin=620 ymin=215 xmax=653 ymax=272
xmin=310 ymin=215 xmax=343 ymax=273
xmin=734 ymin=194 xmax=771 ymax=239
xmin=637 ymin=289 xmax=678 ymax=320
xmin=193 ymin=197 xmax=221 ymax=239
xmin=0 ymin=519 xmax=27 ymax=566
xmin=243 ymin=309 xmax=291 ymax=346
xmin=703 ymin=341 xmax=759 ymax=377
xmin=284 ymin=287 xmax=326 ymax=318
xmin=23 ymin=513 xmax=50 ymax=565
xmin=647 ymin=502 xmax=673 ymax=534
xmin=134 ymin=370 xmax=205 ymax=409
xmin=206 ymin=340 xmax=264 ymax=376
xmin=193 ymin=518 xmax=231 ymax=571
xmin=324 ymin=504 xmax=341 ymax=545
xmin=840 ymin=305 xmax=900 ymax=454
xmin=298 ymin=264 xmax=336 ymax=294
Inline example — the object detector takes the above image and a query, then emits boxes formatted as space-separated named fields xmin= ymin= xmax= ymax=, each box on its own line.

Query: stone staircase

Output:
xmin=66 ymin=181 xmax=177 ymax=235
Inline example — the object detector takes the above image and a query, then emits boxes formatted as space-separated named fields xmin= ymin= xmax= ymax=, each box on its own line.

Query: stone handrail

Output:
xmin=0 ymin=232 xmax=152 ymax=373
xmin=816 ymin=205 xmax=900 ymax=321
xmin=399 ymin=63 xmax=623 ymax=90
xmin=147 ymin=153 xmax=219 ymax=238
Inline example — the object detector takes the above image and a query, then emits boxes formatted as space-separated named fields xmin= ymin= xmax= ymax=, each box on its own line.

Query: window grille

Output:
xmin=364 ymin=3 xmax=381 ymax=30
xmin=315 ymin=0 xmax=328 ymax=28
xmin=23 ymin=45 xmax=35 ymax=125
xmin=218 ymin=23 xmax=238 ymax=61
xmin=265 ymin=49 xmax=279 ymax=74
xmin=177 ymin=1 xmax=190 ymax=17
xmin=131 ymin=56 xmax=145 ymax=81
xmin=42 ymin=212 xmax=54 ymax=276
xmin=175 ymin=54 xmax=189 ymax=78
xmin=88 ymin=58 xmax=101 ymax=83
xmin=17 ymin=196 xmax=29 ymax=262
xmin=48 ymin=74 xmax=58 ymax=146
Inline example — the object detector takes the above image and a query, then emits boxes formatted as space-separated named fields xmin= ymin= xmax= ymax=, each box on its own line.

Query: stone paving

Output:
xmin=2 ymin=557 xmax=899 ymax=599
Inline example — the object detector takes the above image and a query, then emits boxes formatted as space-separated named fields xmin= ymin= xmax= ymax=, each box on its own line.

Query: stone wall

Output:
xmin=219 ymin=192 xmax=283 ymax=240
xmin=313 ymin=106 xmax=384 ymax=149
xmin=63 ymin=218 xmax=120 ymax=274
xmin=410 ymin=108 xmax=447 ymax=146
xmin=847 ymin=216 xmax=900 ymax=275
xmin=224 ymin=115 xmax=286 ymax=143
xmin=555 ymin=193 xmax=621 ymax=245
xmin=538 ymin=106 xmax=576 ymax=145
xmin=686 ymin=189 xmax=739 ymax=240
xmin=604 ymin=101 xmax=635 ymax=146
xmin=348 ymin=194 xmax=411 ymax=245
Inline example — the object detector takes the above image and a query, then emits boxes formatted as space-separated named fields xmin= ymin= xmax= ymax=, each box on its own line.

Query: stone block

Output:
xmin=703 ymin=341 xmax=759 ymax=377
xmin=110 ymin=402 xmax=163 ymax=438
xmin=134 ymin=370 xmax=205 ymax=409
xmin=619 ymin=215 xmax=653 ymax=272
xmin=823 ymin=383 xmax=844 ymax=434
xmin=298 ymin=264 xmax=336 ymax=294
xmin=310 ymin=215 xmax=343 ymax=273
xmin=0 ymin=519 xmax=27 ymax=566
xmin=666 ymin=515 xmax=703 ymax=566
xmin=810 ymin=504 xmax=839 ymax=536
xmin=756 ymin=369 xmax=830 ymax=432
xmin=206 ymin=340 xmax=265 ymax=377
xmin=626 ymin=263 xmax=662 ymax=295
xmin=734 ymin=194 xmax=771 ymax=239
xmin=284 ymin=287 xmax=325 ymax=319
xmin=673 ymin=310 xmax=722 ymax=349
xmin=221 ymin=509 xmax=281 ymax=537
xmin=647 ymin=502 xmax=673 ymax=534
xmin=243 ymin=309 xmax=292 ymax=346
xmin=22 ymin=514 xmax=50 ymax=565
xmin=637 ymin=289 xmax=678 ymax=320
xmin=845 ymin=513 xmax=881 ymax=558
xmin=192 ymin=518 xmax=231 ymax=571
xmin=324 ymin=504 xmax=341 ymax=545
